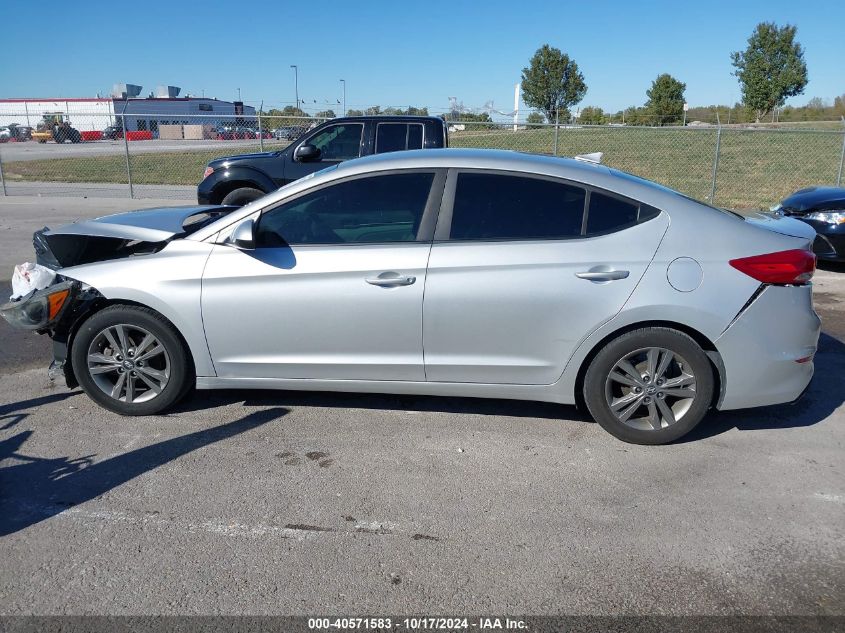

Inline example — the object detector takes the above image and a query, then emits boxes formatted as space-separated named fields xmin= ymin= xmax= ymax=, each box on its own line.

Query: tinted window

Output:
xmin=586 ymin=192 xmax=639 ymax=234
xmin=408 ymin=124 xmax=423 ymax=148
xmin=256 ymin=172 xmax=434 ymax=246
xmin=307 ymin=123 xmax=363 ymax=160
xmin=376 ymin=123 xmax=424 ymax=153
xmin=450 ymin=173 xmax=585 ymax=240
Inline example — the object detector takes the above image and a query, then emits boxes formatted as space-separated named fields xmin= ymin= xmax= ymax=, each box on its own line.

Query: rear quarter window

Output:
xmin=586 ymin=192 xmax=638 ymax=235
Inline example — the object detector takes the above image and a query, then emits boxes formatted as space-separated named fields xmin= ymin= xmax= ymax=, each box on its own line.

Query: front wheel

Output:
xmin=583 ymin=328 xmax=714 ymax=445
xmin=221 ymin=186 xmax=265 ymax=206
xmin=71 ymin=305 xmax=192 ymax=415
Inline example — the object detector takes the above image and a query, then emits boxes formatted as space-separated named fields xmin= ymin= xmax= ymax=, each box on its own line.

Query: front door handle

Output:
xmin=366 ymin=272 xmax=416 ymax=287
xmin=575 ymin=269 xmax=630 ymax=282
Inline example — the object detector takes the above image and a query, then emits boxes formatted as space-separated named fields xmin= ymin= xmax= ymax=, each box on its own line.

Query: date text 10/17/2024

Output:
xmin=307 ymin=617 xmax=528 ymax=630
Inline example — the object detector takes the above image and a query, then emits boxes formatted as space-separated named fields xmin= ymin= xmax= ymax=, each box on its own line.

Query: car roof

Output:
xmin=334 ymin=148 xmax=612 ymax=181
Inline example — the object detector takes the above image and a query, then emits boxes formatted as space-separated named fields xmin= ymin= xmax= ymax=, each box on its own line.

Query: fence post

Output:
xmin=0 ymin=150 xmax=7 ymax=196
xmin=258 ymin=101 xmax=264 ymax=152
xmin=709 ymin=114 xmax=722 ymax=205
xmin=553 ymin=108 xmax=560 ymax=156
xmin=121 ymin=113 xmax=134 ymax=199
xmin=837 ymin=116 xmax=845 ymax=187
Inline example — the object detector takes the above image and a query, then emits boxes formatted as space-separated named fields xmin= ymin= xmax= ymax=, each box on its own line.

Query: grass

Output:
xmin=2 ymin=127 xmax=843 ymax=208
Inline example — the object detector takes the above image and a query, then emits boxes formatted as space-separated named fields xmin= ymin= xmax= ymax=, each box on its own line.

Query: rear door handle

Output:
xmin=575 ymin=269 xmax=630 ymax=282
xmin=366 ymin=273 xmax=416 ymax=287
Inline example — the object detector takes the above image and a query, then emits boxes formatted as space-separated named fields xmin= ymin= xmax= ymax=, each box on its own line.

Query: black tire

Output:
xmin=221 ymin=186 xmax=265 ymax=206
xmin=71 ymin=305 xmax=192 ymax=416
xmin=583 ymin=327 xmax=714 ymax=445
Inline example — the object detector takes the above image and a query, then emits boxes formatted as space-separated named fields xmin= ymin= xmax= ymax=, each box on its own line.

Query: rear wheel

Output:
xmin=221 ymin=186 xmax=264 ymax=206
xmin=583 ymin=328 xmax=714 ymax=444
xmin=71 ymin=305 xmax=191 ymax=416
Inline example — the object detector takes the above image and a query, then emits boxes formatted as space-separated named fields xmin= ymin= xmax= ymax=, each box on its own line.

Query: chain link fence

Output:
xmin=1 ymin=112 xmax=843 ymax=209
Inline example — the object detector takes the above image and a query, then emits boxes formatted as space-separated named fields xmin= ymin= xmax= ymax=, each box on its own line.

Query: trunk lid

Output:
xmin=741 ymin=211 xmax=817 ymax=241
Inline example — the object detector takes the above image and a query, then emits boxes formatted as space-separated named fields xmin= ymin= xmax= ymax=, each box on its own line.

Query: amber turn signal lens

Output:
xmin=47 ymin=288 xmax=70 ymax=320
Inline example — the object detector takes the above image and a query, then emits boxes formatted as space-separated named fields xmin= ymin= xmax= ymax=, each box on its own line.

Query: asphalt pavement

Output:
xmin=0 ymin=196 xmax=843 ymax=616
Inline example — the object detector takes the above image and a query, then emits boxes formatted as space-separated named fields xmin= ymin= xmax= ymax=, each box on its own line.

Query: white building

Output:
xmin=0 ymin=95 xmax=256 ymax=133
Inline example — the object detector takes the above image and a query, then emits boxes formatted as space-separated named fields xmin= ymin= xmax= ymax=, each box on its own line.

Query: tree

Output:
xmin=645 ymin=74 xmax=686 ymax=125
xmin=835 ymin=94 xmax=845 ymax=117
xmin=731 ymin=22 xmax=808 ymax=122
xmin=282 ymin=105 xmax=310 ymax=117
xmin=346 ymin=108 xmax=364 ymax=116
xmin=578 ymin=106 xmax=605 ymax=125
xmin=521 ymin=44 xmax=587 ymax=123
xmin=315 ymin=109 xmax=336 ymax=118
xmin=526 ymin=111 xmax=545 ymax=128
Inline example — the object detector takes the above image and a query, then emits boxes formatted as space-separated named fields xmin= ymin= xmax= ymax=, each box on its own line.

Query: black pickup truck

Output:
xmin=197 ymin=115 xmax=449 ymax=205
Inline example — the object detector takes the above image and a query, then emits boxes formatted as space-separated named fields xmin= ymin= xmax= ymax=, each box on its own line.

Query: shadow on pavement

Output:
xmin=173 ymin=387 xmax=592 ymax=423
xmin=0 ymin=407 xmax=287 ymax=536
xmin=682 ymin=332 xmax=845 ymax=442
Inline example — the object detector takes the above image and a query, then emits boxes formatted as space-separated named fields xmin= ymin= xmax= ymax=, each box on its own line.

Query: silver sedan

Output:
xmin=1 ymin=149 xmax=821 ymax=444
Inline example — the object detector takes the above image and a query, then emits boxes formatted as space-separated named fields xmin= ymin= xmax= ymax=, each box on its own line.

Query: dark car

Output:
xmin=102 ymin=124 xmax=124 ymax=140
xmin=214 ymin=125 xmax=261 ymax=140
xmin=273 ymin=126 xmax=307 ymax=141
xmin=776 ymin=186 xmax=845 ymax=261
xmin=198 ymin=116 xmax=449 ymax=206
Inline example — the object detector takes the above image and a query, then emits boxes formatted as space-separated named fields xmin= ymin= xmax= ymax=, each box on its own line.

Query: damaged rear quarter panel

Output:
xmin=58 ymin=239 xmax=217 ymax=377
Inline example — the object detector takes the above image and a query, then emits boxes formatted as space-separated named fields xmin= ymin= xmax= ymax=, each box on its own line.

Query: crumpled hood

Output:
xmin=36 ymin=205 xmax=236 ymax=269
xmin=45 ymin=205 xmax=233 ymax=242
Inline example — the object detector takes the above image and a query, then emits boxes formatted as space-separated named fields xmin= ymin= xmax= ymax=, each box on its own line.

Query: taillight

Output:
xmin=203 ymin=166 xmax=214 ymax=179
xmin=729 ymin=249 xmax=816 ymax=284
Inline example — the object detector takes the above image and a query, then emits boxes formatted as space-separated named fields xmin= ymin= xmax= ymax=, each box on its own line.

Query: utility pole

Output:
xmin=290 ymin=65 xmax=299 ymax=111
xmin=339 ymin=79 xmax=346 ymax=116
xmin=237 ymin=87 xmax=241 ymax=101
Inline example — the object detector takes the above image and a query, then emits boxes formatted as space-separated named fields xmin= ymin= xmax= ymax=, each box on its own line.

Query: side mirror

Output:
xmin=230 ymin=218 xmax=255 ymax=250
xmin=294 ymin=144 xmax=321 ymax=162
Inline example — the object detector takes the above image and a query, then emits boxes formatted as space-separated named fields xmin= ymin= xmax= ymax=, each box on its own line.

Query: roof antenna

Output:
xmin=573 ymin=152 xmax=603 ymax=164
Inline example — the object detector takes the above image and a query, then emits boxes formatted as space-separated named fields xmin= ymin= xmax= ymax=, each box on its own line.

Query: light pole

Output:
xmin=339 ymin=79 xmax=346 ymax=116
xmin=236 ymin=87 xmax=241 ymax=101
xmin=290 ymin=65 xmax=299 ymax=111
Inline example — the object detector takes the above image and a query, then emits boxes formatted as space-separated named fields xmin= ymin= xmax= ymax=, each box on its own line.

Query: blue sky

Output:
xmin=1 ymin=0 xmax=842 ymax=117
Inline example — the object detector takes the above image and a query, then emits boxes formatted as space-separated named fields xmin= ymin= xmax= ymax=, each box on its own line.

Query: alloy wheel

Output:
xmin=604 ymin=346 xmax=697 ymax=431
xmin=86 ymin=324 xmax=171 ymax=404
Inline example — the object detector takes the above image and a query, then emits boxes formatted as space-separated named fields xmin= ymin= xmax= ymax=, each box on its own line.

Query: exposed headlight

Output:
xmin=0 ymin=281 xmax=74 ymax=330
xmin=806 ymin=210 xmax=845 ymax=225
xmin=203 ymin=166 xmax=214 ymax=179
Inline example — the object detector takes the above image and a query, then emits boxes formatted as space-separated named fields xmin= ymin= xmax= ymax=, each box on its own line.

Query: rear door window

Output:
xmin=449 ymin=173 xmax=586 ymax=240
xmin=376 ymin=123 xmax=425 ymax=153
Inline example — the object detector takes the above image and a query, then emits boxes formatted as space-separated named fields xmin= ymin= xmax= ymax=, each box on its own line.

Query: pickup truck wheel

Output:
xmin=71 ymin=305 xmax=191 ymax=416
xmin=222 ymin=187 xmax=264 ymax=206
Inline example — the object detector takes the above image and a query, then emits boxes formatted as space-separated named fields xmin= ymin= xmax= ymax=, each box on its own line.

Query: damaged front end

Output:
xmin=2 ymin=204 xmax=236 ymax=387
xmin=1 ymin=276 xmax=104 ymax=387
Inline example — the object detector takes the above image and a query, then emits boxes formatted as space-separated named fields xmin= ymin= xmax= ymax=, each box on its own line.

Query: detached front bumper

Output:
xmin=715 ymin=284 xmax=820 ymax=410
